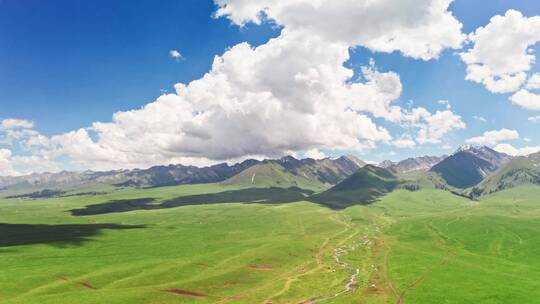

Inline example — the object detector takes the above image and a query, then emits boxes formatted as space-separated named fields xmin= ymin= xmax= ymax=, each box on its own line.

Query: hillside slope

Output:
xmin=221 ymin=162 xmax=325 ymax=190
xmin=470 ymin=152 xmax=540 ymax=197
xmin=223 ymin=155 xmax=366 ymax=190
xmin=311 ymin=165 xmax=398 ymax=209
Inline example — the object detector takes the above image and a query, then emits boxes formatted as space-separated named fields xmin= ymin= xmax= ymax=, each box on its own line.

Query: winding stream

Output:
xmin=303 ymin=226 xmax=383 ymax=304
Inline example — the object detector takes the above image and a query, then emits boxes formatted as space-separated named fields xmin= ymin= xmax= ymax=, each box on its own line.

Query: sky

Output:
xmin=1 ymin=0 xmax=540 ymax=175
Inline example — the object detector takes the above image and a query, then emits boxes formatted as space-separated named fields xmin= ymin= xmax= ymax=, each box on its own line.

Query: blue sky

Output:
xmin=1 ymin=0 xmax=540 ymax=173
xmin=0 ymin=0 xmax=277 ymax=133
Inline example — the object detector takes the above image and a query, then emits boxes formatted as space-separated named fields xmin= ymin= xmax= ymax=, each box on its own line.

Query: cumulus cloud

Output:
xmin=460 ymin=10 xmax=540 ymax=94
xmin=510 ymin=89 xmax=540 ymax=110
xmin=9 ymin=154 xmax=60 ymax=175
xmin=304 ymin=149 xmax=327 ymax=160
xmin=0 ymin=118 xmax=34 ymax=130
xmin=0 ymin=118 xmax=63 ymax=175
xmin=526 ymin=73 xmax=540 ymax=90
xmin=0 ymin=1 xmax=468 ymax=173
xmin=0 ymin=149 xmax=18 ymax=176
xmin=46 ymin=32 xmax=464 ymax=170
xmin=392 ymin=134 xmax=416 ymax=149
xmin=0 ymin=118 xmax=41 ymax=146
xmin=416 ymin=110 xmax=466 ymax=144
xmin=215 ymin=0 xmax=465 ymax=60
xmin=50 ymin=34 xmax=396 ymax=170
xmin=466 ymin=128 xmax=519 ymax=146
xmin=494 ymin=143 xmax=540 ymax=156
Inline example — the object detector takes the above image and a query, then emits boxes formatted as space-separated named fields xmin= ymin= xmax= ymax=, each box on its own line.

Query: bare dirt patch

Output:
xmin=365 ymin=278 xmax=385 ymax=295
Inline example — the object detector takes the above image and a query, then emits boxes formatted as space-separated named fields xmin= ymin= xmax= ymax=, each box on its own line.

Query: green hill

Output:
xmin=470 ymin=152 xmax=540 ymax=197
xmin=395 ymin=170 xmax=449 ymax=190
xmin=311 ymin=165 xmax=398 ymax=209
xmin=221 ymin=162 xmax=326 ymax=190
xmin=222 ymin=155 xmax=366 ymax=191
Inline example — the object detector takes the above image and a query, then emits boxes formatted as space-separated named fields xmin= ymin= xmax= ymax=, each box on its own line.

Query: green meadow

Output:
xmin=1 ymin=184 xmax=540 ymax=303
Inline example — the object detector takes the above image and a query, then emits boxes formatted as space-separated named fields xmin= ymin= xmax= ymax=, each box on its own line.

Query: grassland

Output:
xmin=1 ymin=183 xmax=540 ymax=303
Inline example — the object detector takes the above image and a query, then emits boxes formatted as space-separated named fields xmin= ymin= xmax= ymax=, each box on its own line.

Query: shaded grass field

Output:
xmin=1 ymin=183 xmax=540 ymax=303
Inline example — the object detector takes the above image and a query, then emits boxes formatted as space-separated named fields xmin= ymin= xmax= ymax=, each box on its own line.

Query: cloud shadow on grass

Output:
xmin=70 ymin=187 xmax=314 ymax=216
xmin=0 ymin=223 xmax=145 ymax=247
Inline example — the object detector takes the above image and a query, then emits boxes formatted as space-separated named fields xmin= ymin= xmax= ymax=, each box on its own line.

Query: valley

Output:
xmin=1 ymin=187 xmax=540 ymax=302
xmin=2 ymin=147 xmax=540 ymax=303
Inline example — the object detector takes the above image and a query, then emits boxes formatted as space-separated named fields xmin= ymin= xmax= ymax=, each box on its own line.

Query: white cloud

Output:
xmin=466 ymin=128 xmax=519 ymax=146
xmin=10 ymin=154 xmax=60 ymax=175
xmin=48 ymin=33 xmax=399 ymax=170
xmin=47 ymin=38 xmax=464 ymax=170
xmin=0 ymin=149 xmax=18 ymax=176
xmin=526 ymin=73 xmax=540 ymax=90
xmin=304 ymin=149 xmax=327 ymax=160
xmin=494 ymin=143 xmax=540 ymax=156
xmin=169 ymin=49 xmax=183 ymax=60
xmin=392 ymin=134 xmax=416 ymax=149
xmin=0 ymin=118 xmax=63 ymax=175
xmin=0 ymin=118 xmax=34 ymax=130
xmin=473 ymin=115 xmax=487 ymax=122
xmin=510 ymin=89 xmax=540 ymax=110
xmin=215 ymin=0 xmax=465 ymax=60
xmin=460 ymin=10 xmax=540 ymax=93
xmin=524 ymin=137 xmax=532 ymax=142
xmin=416 ymin=110 xmax=466 ymax=144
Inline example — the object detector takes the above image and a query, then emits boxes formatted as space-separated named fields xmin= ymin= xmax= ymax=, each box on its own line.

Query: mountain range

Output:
xmin=0 ymin=155 xmax=366 ymax=193
xmin=223 ymin=155 xmax=366 ymax=190
xmin=2 ymin=145 xmax=540 ymax=204
xmin=0 ymin=160 xmax=258 ymax=191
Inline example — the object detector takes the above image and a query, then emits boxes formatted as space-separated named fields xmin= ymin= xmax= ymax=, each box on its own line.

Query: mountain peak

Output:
xmin=456 ymin=144 xmax=474 ymax=152
xmin=432 ymin=145 xmax=512 ymax=189
xmin=379 ymin=160 xmax=396 ymax=168
xmin=336 ymin=155 xmax=366 ymax=167
xmin=455 ymin=145 xmax=501 ymax=155
xmin=279 ymin=155 xmax=299 ymax=162
xmin=455 ymin=144 xmax=490 ymax=154
xmin=311 ymin=165 xmax=398 ymax=209
xmin=380 ymin=155 xmax=445 ymax=173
